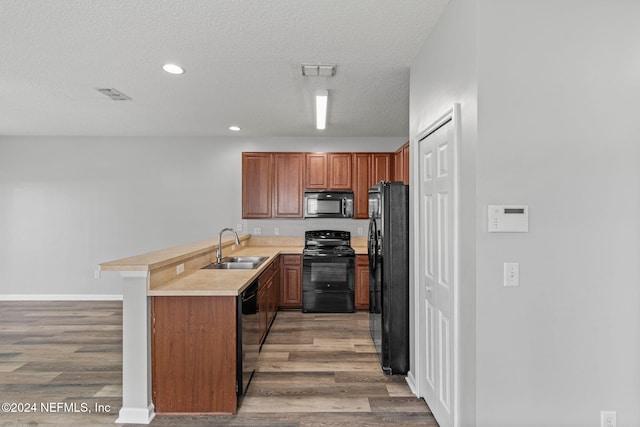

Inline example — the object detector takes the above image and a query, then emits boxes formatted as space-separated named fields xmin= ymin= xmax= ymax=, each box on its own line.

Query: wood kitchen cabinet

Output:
xmin=258 ymin=257 xmax=280 ymax=345
xmin=243 ymin=152 xmax=304 ymax=219
xmin=372 ymin=153 xmax=392 ymax=185
xmin=273 ymin=153 xmax=304 ymax=218
xmin=242 ymin=153 xmax=272 ymax=218
xmin=394 ymin=142 xmax=410 ymax=185
xmin=352 ymin=153 xmax=392 ymax=219
xmin=151 ymin=296 xmax=237 ymax=413
xmin=305 ymin=153 xmax=352 ymax=190
xmin=305 ymin=153 xmax=328 ymax=189
xmin=355 ymin=255 xmax=370 ymax=310
xmin=279 ymin=254 xmax=302 ymax=308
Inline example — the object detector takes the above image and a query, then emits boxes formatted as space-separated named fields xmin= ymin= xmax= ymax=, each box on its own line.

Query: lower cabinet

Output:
xmin=151 ymin=295 xmax=237 ymax=414
xmin=258 ymin=257 xmax=280 ymax=346
xmin=355 ymin=255 xmax=370 ymax=310
xmin=279 ymin=254 xmax=302 ymax=308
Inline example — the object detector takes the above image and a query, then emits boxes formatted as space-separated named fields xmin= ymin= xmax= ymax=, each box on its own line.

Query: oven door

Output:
xmin=302 ymin=255 xmax=355 ymax=312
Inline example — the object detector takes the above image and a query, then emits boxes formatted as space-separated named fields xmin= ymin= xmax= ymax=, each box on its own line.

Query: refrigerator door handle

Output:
xmin=368 ymin=219 xmax=377 ymax=271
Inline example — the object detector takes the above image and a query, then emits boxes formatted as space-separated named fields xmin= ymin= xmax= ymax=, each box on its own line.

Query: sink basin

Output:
xmin=203 ymin=262 xmax=258 ymax=270
xmin=202 ymin=256 xmax=268 ymax=270
xmin=221 ymin=256 xmax=268 ymax=264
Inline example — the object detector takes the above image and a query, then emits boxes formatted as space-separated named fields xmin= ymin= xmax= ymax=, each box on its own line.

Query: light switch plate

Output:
xmin=504 ymin=262 xmax=519 ymax=287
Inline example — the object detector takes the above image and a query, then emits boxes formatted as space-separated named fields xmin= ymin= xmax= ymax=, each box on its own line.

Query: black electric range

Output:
xmin=302 ymin=230 xmax=355 ymax=313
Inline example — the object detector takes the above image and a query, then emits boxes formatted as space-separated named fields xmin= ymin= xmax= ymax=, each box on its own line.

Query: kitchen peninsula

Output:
xmin=99 ymin=234 xmax=366 ymax=424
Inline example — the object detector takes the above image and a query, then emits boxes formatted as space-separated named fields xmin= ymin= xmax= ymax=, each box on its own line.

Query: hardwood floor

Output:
xmin=0 ymin=302 xmax=438 ymax=426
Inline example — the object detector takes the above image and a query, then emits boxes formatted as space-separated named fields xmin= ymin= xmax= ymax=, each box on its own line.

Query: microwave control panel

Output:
xmin=488 ymin=205 xmax=529 ymax=232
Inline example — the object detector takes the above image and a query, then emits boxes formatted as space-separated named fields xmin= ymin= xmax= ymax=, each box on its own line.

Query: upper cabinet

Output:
xmin=305 ymin=153 xmax=352 ymax=190
xmin=305 ymin=154 xmax=328 ymax=189
xmin=393 ymin=141 xmax=410 ymax=185
xmin=243 ymin=149 xmax=401 ymax=220
xmin=273 ymin=153 xmax=304 ymax=218
xmin=242 ymin=152 xmax=304 ymax=219
xmin=352 ymin=153 xmax=392 ymax=219
xmin=242 ymin=153 xmax=272 ymax=218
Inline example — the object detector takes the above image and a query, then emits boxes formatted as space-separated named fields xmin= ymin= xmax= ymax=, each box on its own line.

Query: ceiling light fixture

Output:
xmin=301 ymin=64 xmax=336 ymax=77
xmin=315 ymin=89 xmax=328 ymax=130
xmin=229 ymin=126 xmax=241 ymax=131
xmin=162 ymin=63 xmax=185 ymax=75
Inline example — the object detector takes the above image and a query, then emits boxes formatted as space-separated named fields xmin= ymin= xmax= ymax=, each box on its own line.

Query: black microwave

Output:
xmin=303 ymin=191 xmax=354 ymax=218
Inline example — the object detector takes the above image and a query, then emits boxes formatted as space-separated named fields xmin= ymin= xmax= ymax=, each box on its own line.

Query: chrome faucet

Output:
xmin=216 ymin=227 xmax=240 ymax=264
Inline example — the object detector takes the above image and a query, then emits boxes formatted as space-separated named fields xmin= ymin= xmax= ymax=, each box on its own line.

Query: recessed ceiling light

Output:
xmin=162 ymin=64 xmax=185 ymax=75
xmin=229 ymin=126 xmax=241 ymax=131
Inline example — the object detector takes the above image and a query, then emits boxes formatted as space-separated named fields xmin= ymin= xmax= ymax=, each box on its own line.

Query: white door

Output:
xmin=418 ymin=114 xmax=456 ymax=427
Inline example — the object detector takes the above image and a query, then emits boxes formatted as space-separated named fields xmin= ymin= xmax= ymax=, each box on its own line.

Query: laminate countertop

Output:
xmin=149 ymin=246 xmax=302 ymax=297
xmin=100 ymin=236 xmax=368 ymax=298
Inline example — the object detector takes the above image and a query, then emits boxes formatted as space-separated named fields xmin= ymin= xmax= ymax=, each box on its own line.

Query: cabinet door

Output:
xmin=273 ymin=153 xmax=304 ymax=218
xmin=279 ymin=255 xmax=302 ymax=308
xmin=269 ymin=264 xmax=280 ymax=326
xmin=152 ymin=296 xmax=237 ymax=413
xmin=328 ymin=153 xmax=352 ymax=189
xmin=394 ymin=148 xmax=404 ymax=183
xmin=355 ymin=255 xmax=370 ymax=310
xmin=305 ymin=153 xmax=328 ymax=189
xmin=402 ymin=142 xmax=410 ymax=184
xmin=372 ymin=153 xmax=392 ymax=185
xmin=258 ymin=286 xmax=268 ymax=344
xmin=242 ymin=153 xmax=272 ymax=218
xmin=352 ymin=153 xmax=372 ymax=219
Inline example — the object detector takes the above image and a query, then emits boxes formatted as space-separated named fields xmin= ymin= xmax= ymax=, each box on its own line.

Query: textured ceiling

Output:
xmin=0 ymin=0 xmax=449 ymax=137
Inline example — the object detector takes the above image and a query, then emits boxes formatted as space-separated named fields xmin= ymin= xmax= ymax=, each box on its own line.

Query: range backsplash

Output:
xmin=243 ymin=218 xmax=369 ymax=238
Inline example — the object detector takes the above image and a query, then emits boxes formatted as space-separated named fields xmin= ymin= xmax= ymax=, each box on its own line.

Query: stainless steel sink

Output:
xmin=202 ymin=256 xmax=268 ymax=270
xmin=203 ymin=262 xmax=257 ymax=270
xmin=221 ymin=256 xmax=268 ymax=264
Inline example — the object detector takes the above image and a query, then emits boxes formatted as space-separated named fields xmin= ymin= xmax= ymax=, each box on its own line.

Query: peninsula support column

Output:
xmin=115 ymin=271 xmax=155 ymax=424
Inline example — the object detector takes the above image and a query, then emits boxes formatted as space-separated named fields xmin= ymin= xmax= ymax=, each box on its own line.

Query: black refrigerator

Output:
xmin=368 ymin=181 xmax=409 ymax=375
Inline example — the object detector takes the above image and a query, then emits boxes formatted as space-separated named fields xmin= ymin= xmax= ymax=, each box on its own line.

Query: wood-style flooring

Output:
xmin=0 ymin=302 xmax=438 ymax=426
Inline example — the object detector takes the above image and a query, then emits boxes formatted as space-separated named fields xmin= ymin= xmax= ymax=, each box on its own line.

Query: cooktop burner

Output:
xmin=303 ymin=230 xmax=354 ymax=257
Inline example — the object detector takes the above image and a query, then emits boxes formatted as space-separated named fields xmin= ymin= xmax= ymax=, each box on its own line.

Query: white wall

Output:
xmin=412 ymin=0 xmax=640 ymax=425
xmin=0 ymin=136 xmax=402 ymax=297
xmin=475 ymin=1 xmax=640 ymax=426
xmin=409 ymin=0 xmax=478 ymax=425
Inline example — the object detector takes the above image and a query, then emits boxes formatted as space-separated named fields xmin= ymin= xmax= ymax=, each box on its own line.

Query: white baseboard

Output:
xmin=406 ymin=370 xmax=418 ymax=396
xmin=115 ymin=404 xmax=155 ymax=425
xmin=0 ymin=294 xmax=123 ymax=301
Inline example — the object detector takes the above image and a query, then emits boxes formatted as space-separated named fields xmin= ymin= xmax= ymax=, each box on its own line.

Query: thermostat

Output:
xmin=488 ymin=205 xmax=529 ymax=232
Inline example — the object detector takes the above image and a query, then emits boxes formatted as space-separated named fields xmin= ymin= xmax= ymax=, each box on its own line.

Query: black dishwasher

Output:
xmin=237 ymin=280 xmax=259 ymax=396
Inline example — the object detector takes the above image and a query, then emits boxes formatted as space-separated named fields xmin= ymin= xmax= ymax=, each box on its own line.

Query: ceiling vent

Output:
xmin=96 ymin=88 xmax=132 ymax=101
xmin=301 ymin=64 xmax=336 ymax=77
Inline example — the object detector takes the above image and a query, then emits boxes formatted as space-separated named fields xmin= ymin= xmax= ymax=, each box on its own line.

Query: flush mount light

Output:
xmin=162 ymin=63 xmax=185 ymax=75
xmin=315 ymin=89 xmax=328 ymax=130
xmin=229 ymin=126 xmax=241 ymax=131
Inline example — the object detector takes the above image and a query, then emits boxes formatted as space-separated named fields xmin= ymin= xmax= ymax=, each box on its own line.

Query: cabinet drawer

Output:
xmin=281 ymin=254 xmax=302 ymax=265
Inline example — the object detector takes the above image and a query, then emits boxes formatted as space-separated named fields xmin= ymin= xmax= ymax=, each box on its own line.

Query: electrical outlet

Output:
xmin=253 ymin=227 xmax=262 ymax=235
xmin=357 ymin=227 xmax=363 ymax=235
xmin=94 ymin=270 xmax=101 ymax=279
xmin=601 ymin=411 xmax=616 ymax=427
xmin=503 ymin=262 xmax=519 ymax=287
xmin=236 ymin=223 xmax=243 ymax=232
xmin=176 ymin=263 xmax=185 ymax=275
xmin=274 ymin=227 xmax=280 ymax=235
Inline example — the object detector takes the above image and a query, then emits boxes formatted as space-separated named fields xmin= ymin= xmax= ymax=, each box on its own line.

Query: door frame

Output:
xmin=407 ymin=103 xmax=461 ymax=427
